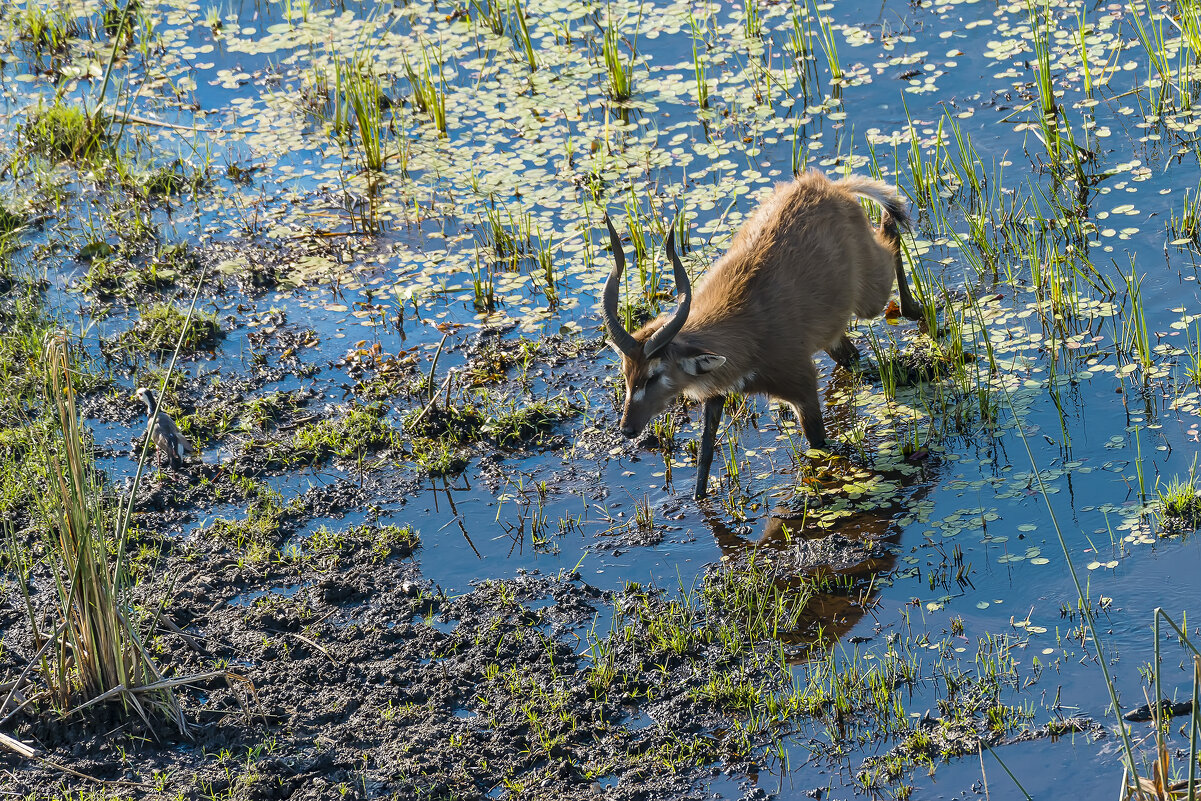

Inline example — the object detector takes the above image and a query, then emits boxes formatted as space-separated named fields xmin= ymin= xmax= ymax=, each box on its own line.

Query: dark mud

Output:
xmin=0 ymin=545 xmax=805 ymax=799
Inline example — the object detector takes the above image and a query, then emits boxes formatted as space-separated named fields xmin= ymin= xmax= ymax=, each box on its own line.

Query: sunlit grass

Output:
xmin=809 ymin=0 xmax=842 ymax=84
xmin=1155 ymin=459 xmax=1201 ymax=532
xmin=403 ymin=45 xmax=447 ymax=134
xmin=1171 ymin=183 xmax=1201 ymax=242
xmin=510 ymin=0 xmax=537 ymax=69
xmin=603 ymin=12 xmax=636 ymax=101
xmin=1027 ymin=0 xmax=1057 ymax=119
xmin=21 ymin=101 xmax=107 ymax=160
xmin=334 ymin=56 xmax=387 ymax=173
xmin=687 ymin=12 xmax=709 ymax=109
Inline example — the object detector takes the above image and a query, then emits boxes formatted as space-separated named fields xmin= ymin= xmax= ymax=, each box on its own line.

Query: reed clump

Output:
xmin=9 ymin=334 xmax=187 ymax=733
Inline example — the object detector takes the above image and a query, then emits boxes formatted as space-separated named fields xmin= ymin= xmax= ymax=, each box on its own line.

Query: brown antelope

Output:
xmin=603 ymin=169 xmax=922 ymax=499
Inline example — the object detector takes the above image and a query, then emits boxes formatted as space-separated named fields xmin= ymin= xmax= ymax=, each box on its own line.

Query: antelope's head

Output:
xmin=603 ymin=215 xmax=726 ymax=438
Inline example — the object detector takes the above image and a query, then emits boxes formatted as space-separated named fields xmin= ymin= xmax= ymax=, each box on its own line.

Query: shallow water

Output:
xmin=4 ymin=0 xmax=1201 ymax=795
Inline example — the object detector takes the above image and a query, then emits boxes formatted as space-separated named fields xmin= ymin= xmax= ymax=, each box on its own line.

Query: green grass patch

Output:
xmin=14 ymin=1 xmax=79 ymax=54
xmin=240 ymin=391 xmax=298 ymax=431
xmin=0 ymin=288 xmax=54 ymax=420
xmin=398 ymin=392 xmax=573 ymax=475
xmin=0 ymin=204 xmax=27 ymax=240
xmin=210 ymin=475 xmax=301 ymax=546
xmin=403 ymin=401 xmax=486 ymax=443
xmin=368 ymin=523 xmax=419 ymax=559
xmin=0 ymin=419 xmax=52 ymax=520
xmin=299 ymin=522 xmax=419 ymax=561
xmin=21 ymin=101 xmax=106 ymax=160
xmin=481 ymin=396 xmax=574 ymax=448
xmin=116 ymin=303 xmax=222 ymax=355
xmin=465 ymin=338 xmax=541 ymax=387
xmin=353 ymin=523 xmax=420 ymax=560
xmin=409 ymin=437 xmax=469 ymax=476
xmin=135 ymin=159 xmax=205 ymax=198
xmin=175 ymin=402 xmax=236 ymax=446
xmin=280 ymin=403 xmax=397 ymax=466
xmin=82 ymin=246 xmax=188 ymax=298
xmin=1156 ymin=466 xmax=1201 ymax=533
xmin=0 ymin=273 xmax=107 ymax=526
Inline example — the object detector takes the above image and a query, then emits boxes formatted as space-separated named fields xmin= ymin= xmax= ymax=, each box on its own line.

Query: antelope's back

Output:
xmin=689 ymin=171 xmax=888 ymax=346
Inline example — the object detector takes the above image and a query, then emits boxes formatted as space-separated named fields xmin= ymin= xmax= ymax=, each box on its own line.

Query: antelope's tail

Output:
xmin=836 ymin=175 xmax=910 ymax=232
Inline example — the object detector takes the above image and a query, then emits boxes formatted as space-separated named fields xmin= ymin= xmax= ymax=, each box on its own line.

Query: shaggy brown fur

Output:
xmin=604 ymin=169 xmax=921 ymax=499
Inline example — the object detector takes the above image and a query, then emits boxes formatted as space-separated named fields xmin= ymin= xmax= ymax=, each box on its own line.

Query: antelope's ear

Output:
xmin=679 ymin=353 xmax=726 ymax=376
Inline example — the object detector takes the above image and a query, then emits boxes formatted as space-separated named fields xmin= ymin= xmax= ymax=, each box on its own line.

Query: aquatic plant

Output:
xmin=741 ymin=0 xmax=762 ymax=40
xmin=510 ymin=0 xmax=537 ymax=69
xmin=482 ymin=395 xmax=574 ymax=447
xmin=10 ymin=335 xmax=188 ymax=732
xmin=403 ymin=45 xmax=447 ymax=134
xmin=410 ymin=437 xmax=469 ymax=475
xmin=1184 ymin=320 xmax=1201 ymax=388
xmin=787 ymin=1 xmax=819 ymax=97
xmin=14 ymin=0 xmax=79 ymax=55
xmin=1155 ymin=460 xmax=1201 ymax=533
xmin=1120 ymin=260 xmax=1153 ymax=374
xmin=335 ymin=56 xmax=387 ymax=174
xmin=1170 ymin=183 xmax=1201 ymax=241
xmin=687 ymin=12 xmax=710 ymax=109
xmin=603 ymin=12 xmax=635 ymax=101
xmin=809 ymin=0 xmax=842 ymax=84
xmin=288 ymin=403 xmax=398 ymax=464
xmin=1027 ymin=0 xmax=1057 ymax=119
xmin=209 ymin=478 xmax=298 ymax=545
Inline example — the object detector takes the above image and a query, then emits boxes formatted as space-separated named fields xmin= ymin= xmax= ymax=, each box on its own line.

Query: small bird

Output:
xmin=134 ymin=387 xmax=194 ymax=469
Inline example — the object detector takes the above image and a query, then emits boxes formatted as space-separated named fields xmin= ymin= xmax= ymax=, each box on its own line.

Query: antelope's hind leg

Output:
xmin=896 ymin=259 xmax=922 ymax=321
xmin=825 ymin=334 xmax=860 ymax=369
xmin=694 ymin=395 xmax=725 ymax=500
xmin=781 ymin=357 xmax=827 ymax=449
xmin=882 ymin=214 xmax=923 ymax=321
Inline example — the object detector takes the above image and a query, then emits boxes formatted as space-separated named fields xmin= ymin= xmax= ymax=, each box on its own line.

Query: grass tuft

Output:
xmin=18 ymin=334 xmax=186 ymax=730
xmin=1155 ymin=462 xmax=1201 ymax=534
xmin=116 ymin=303 xmax=223 ymax=356
xmin=21 ymin=101 xmax=107 ymax=160
xmin=603 ymin=14 xmax=635 ymax=101
xmin=285 ymin=403 xmax=398 ymax=465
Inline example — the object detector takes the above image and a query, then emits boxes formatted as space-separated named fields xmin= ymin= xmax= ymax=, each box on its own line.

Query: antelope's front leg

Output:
xmin=695 ymin=395 xmax=725 ymax=500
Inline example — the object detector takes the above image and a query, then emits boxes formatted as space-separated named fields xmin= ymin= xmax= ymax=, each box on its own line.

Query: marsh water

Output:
xmin=4 ymin=0 xmax=1201 ymax=797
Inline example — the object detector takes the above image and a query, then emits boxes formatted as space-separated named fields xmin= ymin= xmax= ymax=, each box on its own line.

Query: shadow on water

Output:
xmin=698 ymin=370 xmax=947 ymax=650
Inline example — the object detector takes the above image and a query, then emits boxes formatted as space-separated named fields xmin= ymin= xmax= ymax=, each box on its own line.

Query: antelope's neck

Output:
xmin=672 ymin=330 xmax=759 ymax=401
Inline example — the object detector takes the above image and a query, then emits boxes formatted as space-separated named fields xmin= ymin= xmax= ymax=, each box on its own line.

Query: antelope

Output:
xmin=602 ymin=169 xmax=922 ymax=500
